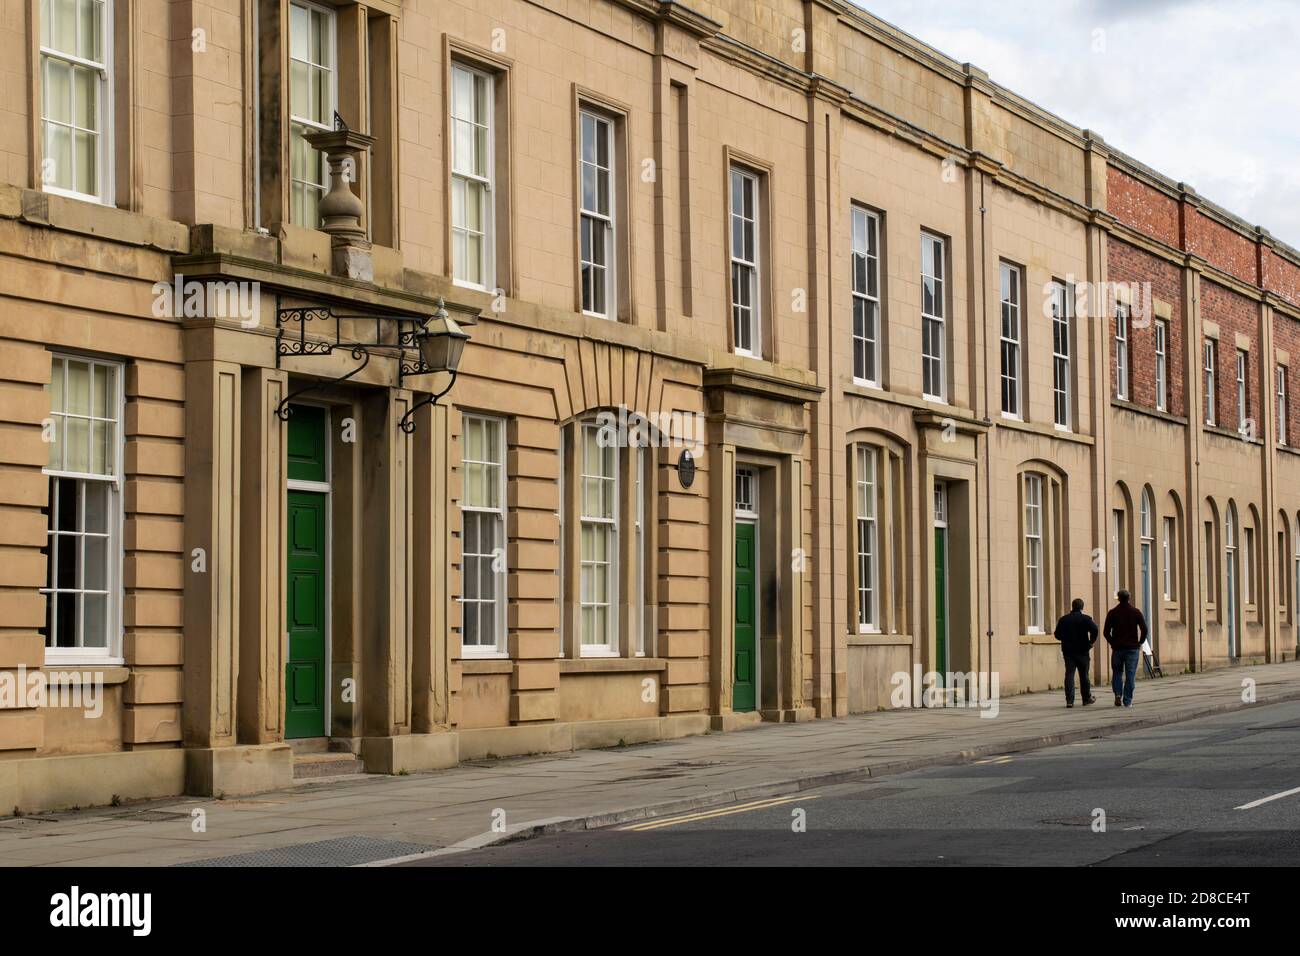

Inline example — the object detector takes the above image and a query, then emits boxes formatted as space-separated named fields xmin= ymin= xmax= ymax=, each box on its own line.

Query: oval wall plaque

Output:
xmin=677 ymin=449 xmax=696 ymax=489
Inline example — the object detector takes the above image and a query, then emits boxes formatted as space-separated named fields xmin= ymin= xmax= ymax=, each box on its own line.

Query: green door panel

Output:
xmin=286 ymin=488 xmax=327 ymax=739
xmin=733 ymin=521 xmax=757 ymax=713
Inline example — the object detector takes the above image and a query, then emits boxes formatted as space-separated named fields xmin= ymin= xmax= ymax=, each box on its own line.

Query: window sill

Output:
xmin=1110 ymin=398 xmax=1188 ymax=427
xmin=39 ymin=664 xmax=129 ymax=685
xmin=458 ymin=658 xmax=513 ymax=675
xmin=43 ymin=184 xmax=113 ymax=207
xmin=560 ymin=657 xmax=666 ymax=674
xmin=1019 ymin=633 xmax=1059 ymax=646
xmin=1204 ymin=423 xmax=1262 ymax=445
xmin=847 ymin=632 xmax=912 ymax=646
xmin=994 ymin=415 xmax=1094 ymax=446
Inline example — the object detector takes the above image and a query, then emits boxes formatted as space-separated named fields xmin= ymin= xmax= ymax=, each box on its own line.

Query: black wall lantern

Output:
xmin=399 ymin=299 xmax=470 ymax=433
xmin=274 ymin=296 xmax=469 ymax=433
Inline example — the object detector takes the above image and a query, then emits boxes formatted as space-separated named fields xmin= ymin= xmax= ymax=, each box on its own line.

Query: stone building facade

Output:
xmin=0 ymin=0 xmax=1296 ymax=811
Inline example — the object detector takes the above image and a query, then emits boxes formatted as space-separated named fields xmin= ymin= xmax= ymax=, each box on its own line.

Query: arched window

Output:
xmin=557 ymin=415 xmax=657 ymax=659
xmin=1021 ymin=466 xmax=1066 ymax=634
xmin=855 ymin=445 xmax=879 ymax=632
xmin=1024 ymin=474 xmax=1044 ymax=630
xmin=1203 ymin=499 xmax=1221 ymax=616
xmin=1139 ymin=489 xmax=1155 ymax=624
xmin=848 ymin=436 xmax=908 ymax=636
xmin=1225 ymin=503 xmax=1240 ymax=658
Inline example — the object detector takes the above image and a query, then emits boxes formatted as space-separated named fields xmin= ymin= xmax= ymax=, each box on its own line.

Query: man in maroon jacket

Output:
xmin=1102 ymin=589 xmax=1148 ymax=707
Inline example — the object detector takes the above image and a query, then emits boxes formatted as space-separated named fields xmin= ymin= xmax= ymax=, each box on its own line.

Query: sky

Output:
xmin=852 ymin=0 xmax=1300 ymax=248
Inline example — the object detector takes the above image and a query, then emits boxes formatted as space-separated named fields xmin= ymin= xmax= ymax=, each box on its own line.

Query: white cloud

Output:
xmin=851 ymin=0 xmax=1300 ymax=247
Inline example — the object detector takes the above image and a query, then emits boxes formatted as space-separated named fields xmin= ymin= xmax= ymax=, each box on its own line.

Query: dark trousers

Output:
xmin=1062 ymin=649 xmax=1092 ymax=704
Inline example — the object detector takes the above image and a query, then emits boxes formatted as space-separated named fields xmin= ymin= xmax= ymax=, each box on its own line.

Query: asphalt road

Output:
xmin=410 ymin=699 xmax=1300 ymax=866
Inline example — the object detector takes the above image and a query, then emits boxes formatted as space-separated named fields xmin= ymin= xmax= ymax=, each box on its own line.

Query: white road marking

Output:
xmin=1234 ymin=785 xmax=1300 ymax=810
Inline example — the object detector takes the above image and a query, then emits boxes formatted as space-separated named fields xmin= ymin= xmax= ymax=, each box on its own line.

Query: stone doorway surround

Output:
xmin=703 ymin=358 xmax=822 ymax=730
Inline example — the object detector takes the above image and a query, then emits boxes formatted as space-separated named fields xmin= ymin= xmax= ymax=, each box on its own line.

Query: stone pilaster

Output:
xmin=237 ymin=366 xmax=288 ymax=744
xmin=181 ymin=359 xmax=241 ymax=749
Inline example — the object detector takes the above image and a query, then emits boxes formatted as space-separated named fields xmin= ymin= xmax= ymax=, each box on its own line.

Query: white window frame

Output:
xmin=998 ymin=261 xmax=1019 ymax=418
xmin=1000 ymin=262 xmax=1022 ymax=418
xmin=735 ymin=467 xmax=758 ymax=520
xmin=1155 ymin=319 xmax=1168 ymax=412
xmin=450 ymin=61 xmax=495 ymax=291
xmin=1051 ymin=282 xmax=1072 ymax=430
xmin=1243 ymin=524 xmax=1255 ymax=605
xmin=1277 ymin=365 xmax=1288 ymax=447
xmin=1225 ymin=510 xmax=1237 ymax=597
xmin=579 ymin=108 xmax=616 ymax=319
xmin=632 ymin=445 xmax=649 ymax=657
xmin=1140 ymin=490 xmax=1154 ymax=619
xmin=579 ymin=422 xmax=619 ymax=657
xmin=288 ymin=0 xmax=336 ymax=228
xmin=1115 ymin=303 xmax=1130 ymax=401
xmin=1162 ymin=515 xmax=1174 ymax=602
xmin=855 ymin=446 xmax=879 ymax=633
xmin=729 ymin=166 xmax=761 ymax=358
xmin=1024 ymin=474 xmax=1044 ymax=633
xmin=921 ymin=232 xmax=946 ymax=402
xmin=39 ymin=0 xmax=114 ymax=205
xmin=459 ymin=414 xmax=507 ymax=658
xmin=1237 ymin=349 xmax=1249 ymax=434
xmin=851 ymin=206 xmax=881 ymax=386
xmin=1204 ymin=340 xmax=1217 ymax=426
xmin=41 ymin=354 xmax=124 ymax=663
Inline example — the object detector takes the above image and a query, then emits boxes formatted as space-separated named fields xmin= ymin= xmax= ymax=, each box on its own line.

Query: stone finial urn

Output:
xmin=304 ymin=128 xmax=377 ymax=281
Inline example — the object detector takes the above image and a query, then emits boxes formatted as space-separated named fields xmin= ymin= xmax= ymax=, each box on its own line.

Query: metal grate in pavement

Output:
xmin=175 ymin=835 xmax=436 ymax=867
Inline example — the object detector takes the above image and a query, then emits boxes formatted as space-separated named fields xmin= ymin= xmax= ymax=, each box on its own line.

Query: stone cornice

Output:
xmin=171 ymin=251 xmax=480 ymax=323
xmin=703 ymin=361 xmax=824 ymax=405
xmin=610 ymin=0 xmax=721 ymax=38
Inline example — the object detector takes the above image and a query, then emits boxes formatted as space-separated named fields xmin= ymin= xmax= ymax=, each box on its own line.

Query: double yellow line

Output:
xmin=619 ymin=793 xmax=820 ymax=832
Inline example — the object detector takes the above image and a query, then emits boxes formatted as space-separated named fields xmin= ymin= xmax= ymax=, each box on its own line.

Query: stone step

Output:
xmin=287 ymin=737 xmax=330 ymax=755
xmin=292 ymin=752 xmax=366 ymax=779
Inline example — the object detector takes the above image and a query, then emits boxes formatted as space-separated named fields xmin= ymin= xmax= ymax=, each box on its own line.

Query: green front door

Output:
xmin=286 ymin=405 xmax=328 ymax=739
xmin=934 ymin=527 xmax=948 ymax=677
xmin=733 ymin=521 xmax=757 ymax=712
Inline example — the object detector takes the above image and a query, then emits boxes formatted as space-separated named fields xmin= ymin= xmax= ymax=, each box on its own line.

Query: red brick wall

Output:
xmin=1108 ymin=238 xmax=1186 ymax=417
xmin=1189 ymin=212 xmax=1258 ymax=286
xmin=1273 ymin=314 xmax=1300 ymax=447
xmin=1108 ymin=168 xmax=1179 ymax=247
xmin=1265 ymin=250 xmax=1300 ymax=310
xmin=1201 ymin=280 xmax=1260 ymax=432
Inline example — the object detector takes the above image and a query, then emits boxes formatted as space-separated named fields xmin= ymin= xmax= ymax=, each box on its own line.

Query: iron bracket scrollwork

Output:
xmin=398 ymin=371 xmax=458 ymax=434
xmin=273 ymin=303 xmax=457 ymax=428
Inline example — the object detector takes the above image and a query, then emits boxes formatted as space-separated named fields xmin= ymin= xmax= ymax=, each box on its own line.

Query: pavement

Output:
xmin=418 ymin=699 xmax=1300 ymax=866
xmin=1 ymin=660 xmax=1297 ymax=867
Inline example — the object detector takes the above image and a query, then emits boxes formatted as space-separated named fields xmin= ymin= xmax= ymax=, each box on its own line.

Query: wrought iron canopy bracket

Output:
xmin=272 ymin=304 xmax=458 ymax=427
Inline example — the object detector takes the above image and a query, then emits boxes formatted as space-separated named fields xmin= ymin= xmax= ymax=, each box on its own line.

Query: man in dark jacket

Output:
xmin=1103 ymin=589 xmax=1149 ymax=707
xmin=1053 ymin=598 xmax=1098 ymax=708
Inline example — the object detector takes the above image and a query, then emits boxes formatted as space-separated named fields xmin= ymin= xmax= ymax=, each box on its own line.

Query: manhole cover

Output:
xmin=175 ymin=835 xmax=435 ymax=867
